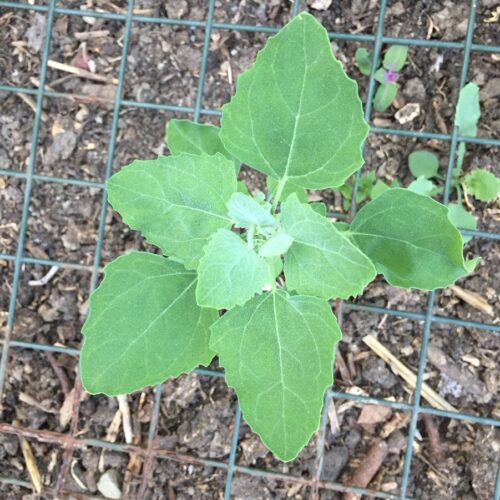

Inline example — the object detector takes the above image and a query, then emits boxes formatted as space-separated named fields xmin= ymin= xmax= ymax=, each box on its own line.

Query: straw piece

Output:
xmin=362 ymin=335 xmax=457 ymax=413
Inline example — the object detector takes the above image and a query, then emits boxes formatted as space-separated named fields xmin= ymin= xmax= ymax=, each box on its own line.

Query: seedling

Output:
xmin=338 ymin=170 xmax=399 ymax=211
xmin=355 ymin=45 xmax=408 ymax=112
xmin=81 ymin=14 xmax=477 ymax=462
xmin=407 ymin=83 xmax=500 ymax=241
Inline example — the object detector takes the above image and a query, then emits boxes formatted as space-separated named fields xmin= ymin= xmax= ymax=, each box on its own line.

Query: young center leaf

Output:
xmin=107 ymin=153 xmax=236 ymax=270
xmin=196 ymin=229 xmax=269 ymax=310
xmin=227 ymin=192 xmax=276 ymax=228
xmin=220 ymin=12 xmax=369 ymax=190
xmin=281 ymin=194 xmax=376 ymax=299
xmin=351 ymin=188 xmax=479 ymax=289
xmin=80 ymin=253 xmax=218 ymax=395
xmin=210 ymin=290 xmax=342 ymax=462
xmin=166 ymin=119 xmax=240 ymax=172
xmin=258 ymin=232 xmax=294 ymax=257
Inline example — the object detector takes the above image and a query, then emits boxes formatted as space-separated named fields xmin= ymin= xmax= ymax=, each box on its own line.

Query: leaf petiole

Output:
xmin=267 ymin=257 xmax=277 ymax=293
xmin=271 ymin=176 xmax=289 ymax=212
xmin=247 ymin=224 xmax=255 ymax=250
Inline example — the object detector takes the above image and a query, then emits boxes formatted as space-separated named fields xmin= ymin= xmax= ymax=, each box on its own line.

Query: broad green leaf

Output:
xmin=351 ymin=188 xmax=479 ymax=290
xmin=80 ymin=252 xmax=217 ymax=395
xmin=373 ymin=83 xmax=398 ymax=112
xmin=333 ymin=221 xmax=350 ymax=232
xmin=454 ymin=82 xmax=480 ymax=137
xmin=258 ymin=233 xmax=294 ymax=257
xmin=408 ymin=150 xmax=439 ymax=179
xmin=408 ymin=176 xmax=436 ymax=197
xmin=281 ymin=195 xmax=376 ymax=299
xmin=310 ymin=201 xmax=327 ymax=216
xmin=108 ymin=153 xmax=236 ymax=270
xmin=196 ymin=229 xmax=268 ymax=309
xmin=371 ymin=180 xmax=390 ymax=199
xmin=210 ymin=290 xmax=341 ymax=461
xmin=447 ymin=203 xmax=477 ymax=244
xmin=267 ymin=177 xmax=308 ymax=204
xmin=220 ymin=12 xmax=369 ymax=190
xmin=355 ymin=47 xmax=373 ymax=76
xmin=228 ymin=192 xmax=276 ymax=228
xmin=464 ymin=169 xmax=500 ymax=202
xmin=383 ymin=45 xmax=408 ymax=71
xmin=167 ymin=119 xmax=240 ymax=172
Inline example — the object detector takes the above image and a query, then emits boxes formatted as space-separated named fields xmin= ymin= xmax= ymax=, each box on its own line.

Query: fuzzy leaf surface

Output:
xmin=210 ymin=290 xmax=341 ymax=461
xmin=167 ymin=119 xmax=239 ymax=172
xmin=220 ymin=12 xmax=368 ymax=189
xmin=258 ymin=233 xmax=294 ymax=257
xmin=196 ymin=229 xmax=269 ymax=309
xmin=351 ymin=188 xmax=479 ymax=289
xmin=227 ymin=192 xmax=276 ymax=228
xmin=281 ymin=195 xmax=376 ymax=299
xmin=107 ymin=153 xmax=236 ymax=270
xmin=80 ymin=252 xmax=217 ymax=395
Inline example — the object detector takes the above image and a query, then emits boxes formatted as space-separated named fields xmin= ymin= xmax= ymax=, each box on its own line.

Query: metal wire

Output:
xmin=0 ymin=0 xmax=498 ymax=497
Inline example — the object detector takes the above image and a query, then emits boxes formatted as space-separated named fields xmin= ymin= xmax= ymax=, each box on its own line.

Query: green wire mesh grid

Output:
xmin=0 ymin=0 xmax=498 ymax=498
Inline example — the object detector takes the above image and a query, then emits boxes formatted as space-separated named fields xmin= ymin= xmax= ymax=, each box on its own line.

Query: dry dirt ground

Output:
xmin=0 ymin=0 xmax=499 ymax=498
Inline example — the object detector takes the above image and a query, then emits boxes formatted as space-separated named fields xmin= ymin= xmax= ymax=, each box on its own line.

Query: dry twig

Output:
xmin=342 ymin=439 xmax=389 ymax=500
xmin=450 ymin=285 xmax=494 ymax=316
xmin=48 ymin=59 xmax=118 ymax=85
xmin=422 ymin=413 xmax=446 ymax=464
xmin=20 ymin=436 xmax=43 ymax=493
xmin=15 ymin=92 xmax=49 ymax=122
xmin=117 ymin=394 xmax=133 ymax=444
xmin=362 ymin=335 xmax=457 ymax=412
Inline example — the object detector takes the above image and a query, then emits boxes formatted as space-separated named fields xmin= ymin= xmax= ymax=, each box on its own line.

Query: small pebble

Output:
xmin=97 ymin=469 xmax=122 ymax=499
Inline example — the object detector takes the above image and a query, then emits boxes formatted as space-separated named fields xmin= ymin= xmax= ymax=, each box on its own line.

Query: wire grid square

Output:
xmin=0 ymin=0 xmax=499 ymax=498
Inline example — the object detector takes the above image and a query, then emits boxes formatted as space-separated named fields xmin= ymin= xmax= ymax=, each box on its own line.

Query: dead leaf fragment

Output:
xmin=308 ymin=0 xmax=332 ymax=10
xmin=395 ymin=102 xmax=420 ymax=124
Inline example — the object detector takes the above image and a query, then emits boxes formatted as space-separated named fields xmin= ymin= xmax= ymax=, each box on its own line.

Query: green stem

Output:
xmin=247 ymin=224 xmax=255 ymax=250
xmin=271 ymin=176 xmax=288 ymax=212
xmin=267 ymin=257 xmax=277 ymax=293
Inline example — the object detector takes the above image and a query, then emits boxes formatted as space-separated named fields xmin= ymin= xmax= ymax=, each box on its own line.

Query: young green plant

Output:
xmin=355 ymin=44 xmax=408 ymax=112
xmin=407 ymin=83 xmax=500 ymax=241
xmin=80 ymin=13 xmax=478 ymax=462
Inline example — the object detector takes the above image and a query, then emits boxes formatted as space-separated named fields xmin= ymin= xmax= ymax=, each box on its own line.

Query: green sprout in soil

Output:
xmin=407 ymin=82 xmax=500 ymax=243
xmin=355 ymin=44 xmax=408 ymax=112
xmin=80 ymin=13 xmax=478 ymax=462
